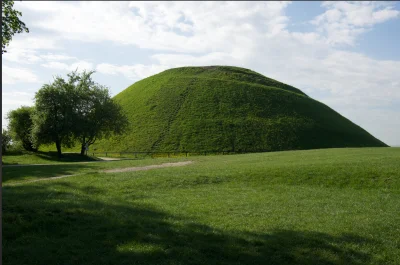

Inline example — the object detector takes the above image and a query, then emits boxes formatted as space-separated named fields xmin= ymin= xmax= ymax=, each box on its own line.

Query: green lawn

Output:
xmin=2 ymin=147 xmax=400 ymax=265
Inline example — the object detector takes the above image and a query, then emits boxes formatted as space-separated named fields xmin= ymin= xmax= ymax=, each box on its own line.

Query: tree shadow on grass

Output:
xmin=2 ymin=164 xmax=100 ymax=184
xmin=35 ymin=151 xmax=101 ymax=162
xmin=3 ymin=183 xmax=377 ymax=265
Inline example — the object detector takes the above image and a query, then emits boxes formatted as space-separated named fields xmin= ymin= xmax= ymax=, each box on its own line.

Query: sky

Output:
xmin=2 ymin=1 xmax=400 ymax=146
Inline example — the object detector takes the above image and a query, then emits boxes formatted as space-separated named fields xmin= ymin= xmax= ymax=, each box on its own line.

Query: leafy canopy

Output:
xmin=70 ymin=70 xmax=129 ymax=154
xmin=2 ymin=129 xmax=12 ymax=154
xmin=32 ymin=70 xmax=129 ymax=156
xmin=7 ymin=106 xmax=37 ymax=151
xmin=31 ymin=74 xmax=81 ymax=156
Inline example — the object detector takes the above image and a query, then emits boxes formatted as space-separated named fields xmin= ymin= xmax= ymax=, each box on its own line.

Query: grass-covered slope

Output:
xmin=96 ymin=66 xmax=387 ymax=152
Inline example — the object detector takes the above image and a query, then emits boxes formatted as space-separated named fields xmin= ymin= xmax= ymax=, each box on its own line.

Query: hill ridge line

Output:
xmin=153 ymin=75 xmax=307 ymax=97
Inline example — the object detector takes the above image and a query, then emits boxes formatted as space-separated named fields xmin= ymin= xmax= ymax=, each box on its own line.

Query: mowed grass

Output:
xmin=2 ymin=147 xmax=400 ymax=265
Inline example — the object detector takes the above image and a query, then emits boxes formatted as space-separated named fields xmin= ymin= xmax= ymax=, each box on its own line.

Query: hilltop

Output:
xmin=94 ymin=66 xmax=387 ymax=152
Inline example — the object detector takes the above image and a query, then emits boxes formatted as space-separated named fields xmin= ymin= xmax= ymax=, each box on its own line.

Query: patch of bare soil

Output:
xmin=97 ymin=157 xmax=124 ymax=161
xmin=102 ymin=161 xmax=193 ymax=173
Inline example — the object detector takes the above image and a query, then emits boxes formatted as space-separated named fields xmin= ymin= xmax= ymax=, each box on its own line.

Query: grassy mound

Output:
xmin=94 ymin=66 xmax=387 ymax=152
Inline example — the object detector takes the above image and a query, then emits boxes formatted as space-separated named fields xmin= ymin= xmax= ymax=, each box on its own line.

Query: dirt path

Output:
xmin=6 ymin=161 xmax=194 ymax=185
xmin=97 ymin=157 xmax=124 ymax=161
xmin=102 ymin=161 xmax=193 ymax=173
xmin=21 ymin=174 xmax=82 ymax=184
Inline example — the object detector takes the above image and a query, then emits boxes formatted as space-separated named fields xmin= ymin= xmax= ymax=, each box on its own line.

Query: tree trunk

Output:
xmin=80 ymin=136 xmax=86 ymax=156
xmin=55 ymin=139 xmax=62 ymax=158
xmin=80 ymin=143 xmax=86 ymax=156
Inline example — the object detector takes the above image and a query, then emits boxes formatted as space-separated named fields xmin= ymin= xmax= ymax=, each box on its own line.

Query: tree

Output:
xmin=2 ymin=0 xmax=29 ymax=54
xmin=31 ymin=75 xmax=78 ymax=157
xmin=32 ymin=70 xmax=129 ymax=157
xmin=72 ymin=70 xmax=129 ymax=155
xmin=7 ymin=106 xmax=38 ymax=151
xmin=1 ymin=129 xmax=12 ymax=154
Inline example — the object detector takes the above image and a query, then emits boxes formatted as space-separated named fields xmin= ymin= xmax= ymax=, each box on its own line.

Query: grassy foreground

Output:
xmin=2 ymin=147 xmax=400 ymax=265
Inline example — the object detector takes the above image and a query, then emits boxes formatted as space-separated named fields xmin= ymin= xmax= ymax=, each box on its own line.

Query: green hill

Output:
xmin=95 ymin=66 xmax=387 ymax=152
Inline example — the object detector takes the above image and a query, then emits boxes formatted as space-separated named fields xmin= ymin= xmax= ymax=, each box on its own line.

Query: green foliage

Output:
xmin=95 ymin=66 xmax=387 ymax=152
xmin=32 ymin=70 xmax=129 ymax=157
xmin=31 ymin=75 xmax=78 ymax=157
xmin=2 ymin=129 xmax=12 ymax=153
xmin=2 ymin=148 xmax=400 ymax=264
xmin=72 ymin=70 xmax=129 ymax=155
xmin=2 ymin=0 xmax=29 ymax=54
xmin=7 ymin=106 xmax=37 ymax=151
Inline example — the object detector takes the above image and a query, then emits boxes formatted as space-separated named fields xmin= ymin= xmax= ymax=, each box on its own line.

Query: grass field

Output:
xmin=2 ymin=147 xmax=400 ymax=265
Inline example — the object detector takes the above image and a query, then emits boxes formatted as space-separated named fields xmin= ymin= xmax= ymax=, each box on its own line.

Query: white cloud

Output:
xmin=2 ymin=91 xmax=32 ymax=97
xmin=150 ymin=53 xmax=235 ymax=67
xmin=7 ymin=36 xmax=60 ymax=50
xmin=2 ymin=66 xmax=40 ymax=84
xmin=2 ymin=98 xmax=34 ymax=107
xmin=312 ymin=1 xmax=400 ymax=46
xmin=14 ymin=1 xmax=66 ymax=12
xmin=40 ymin=61 xmax=69 ymax=70
xmin=292 ymin=50 xmax=400 ymax=103
xmin=291 ymin=32 xmax=322 ymax=45
xmin=19 ymin=1 xmax=394 ymax=53
xmin=96 ymin=63 xmax=169 ymax=80
xmin=16 ymin=1 xmax=291 ymax=53
xmin=2 ymin=48 xmax=42 ymax=64
xmin=41 ymin=60 xmax=94 ymax=72
xmin=69 ymin=61 xmax=95 ymax=72
xmin=2 ymin=36 xmax=62 ymax=64
xmin=41 ymin=53 xmax=77 ymax=61
xmin=3 ymin=50 xmax=77 ymax=65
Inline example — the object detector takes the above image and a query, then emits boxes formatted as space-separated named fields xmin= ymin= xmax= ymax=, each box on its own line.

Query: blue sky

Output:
xmin=2 ymin=1 xmax=400 ymax=146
